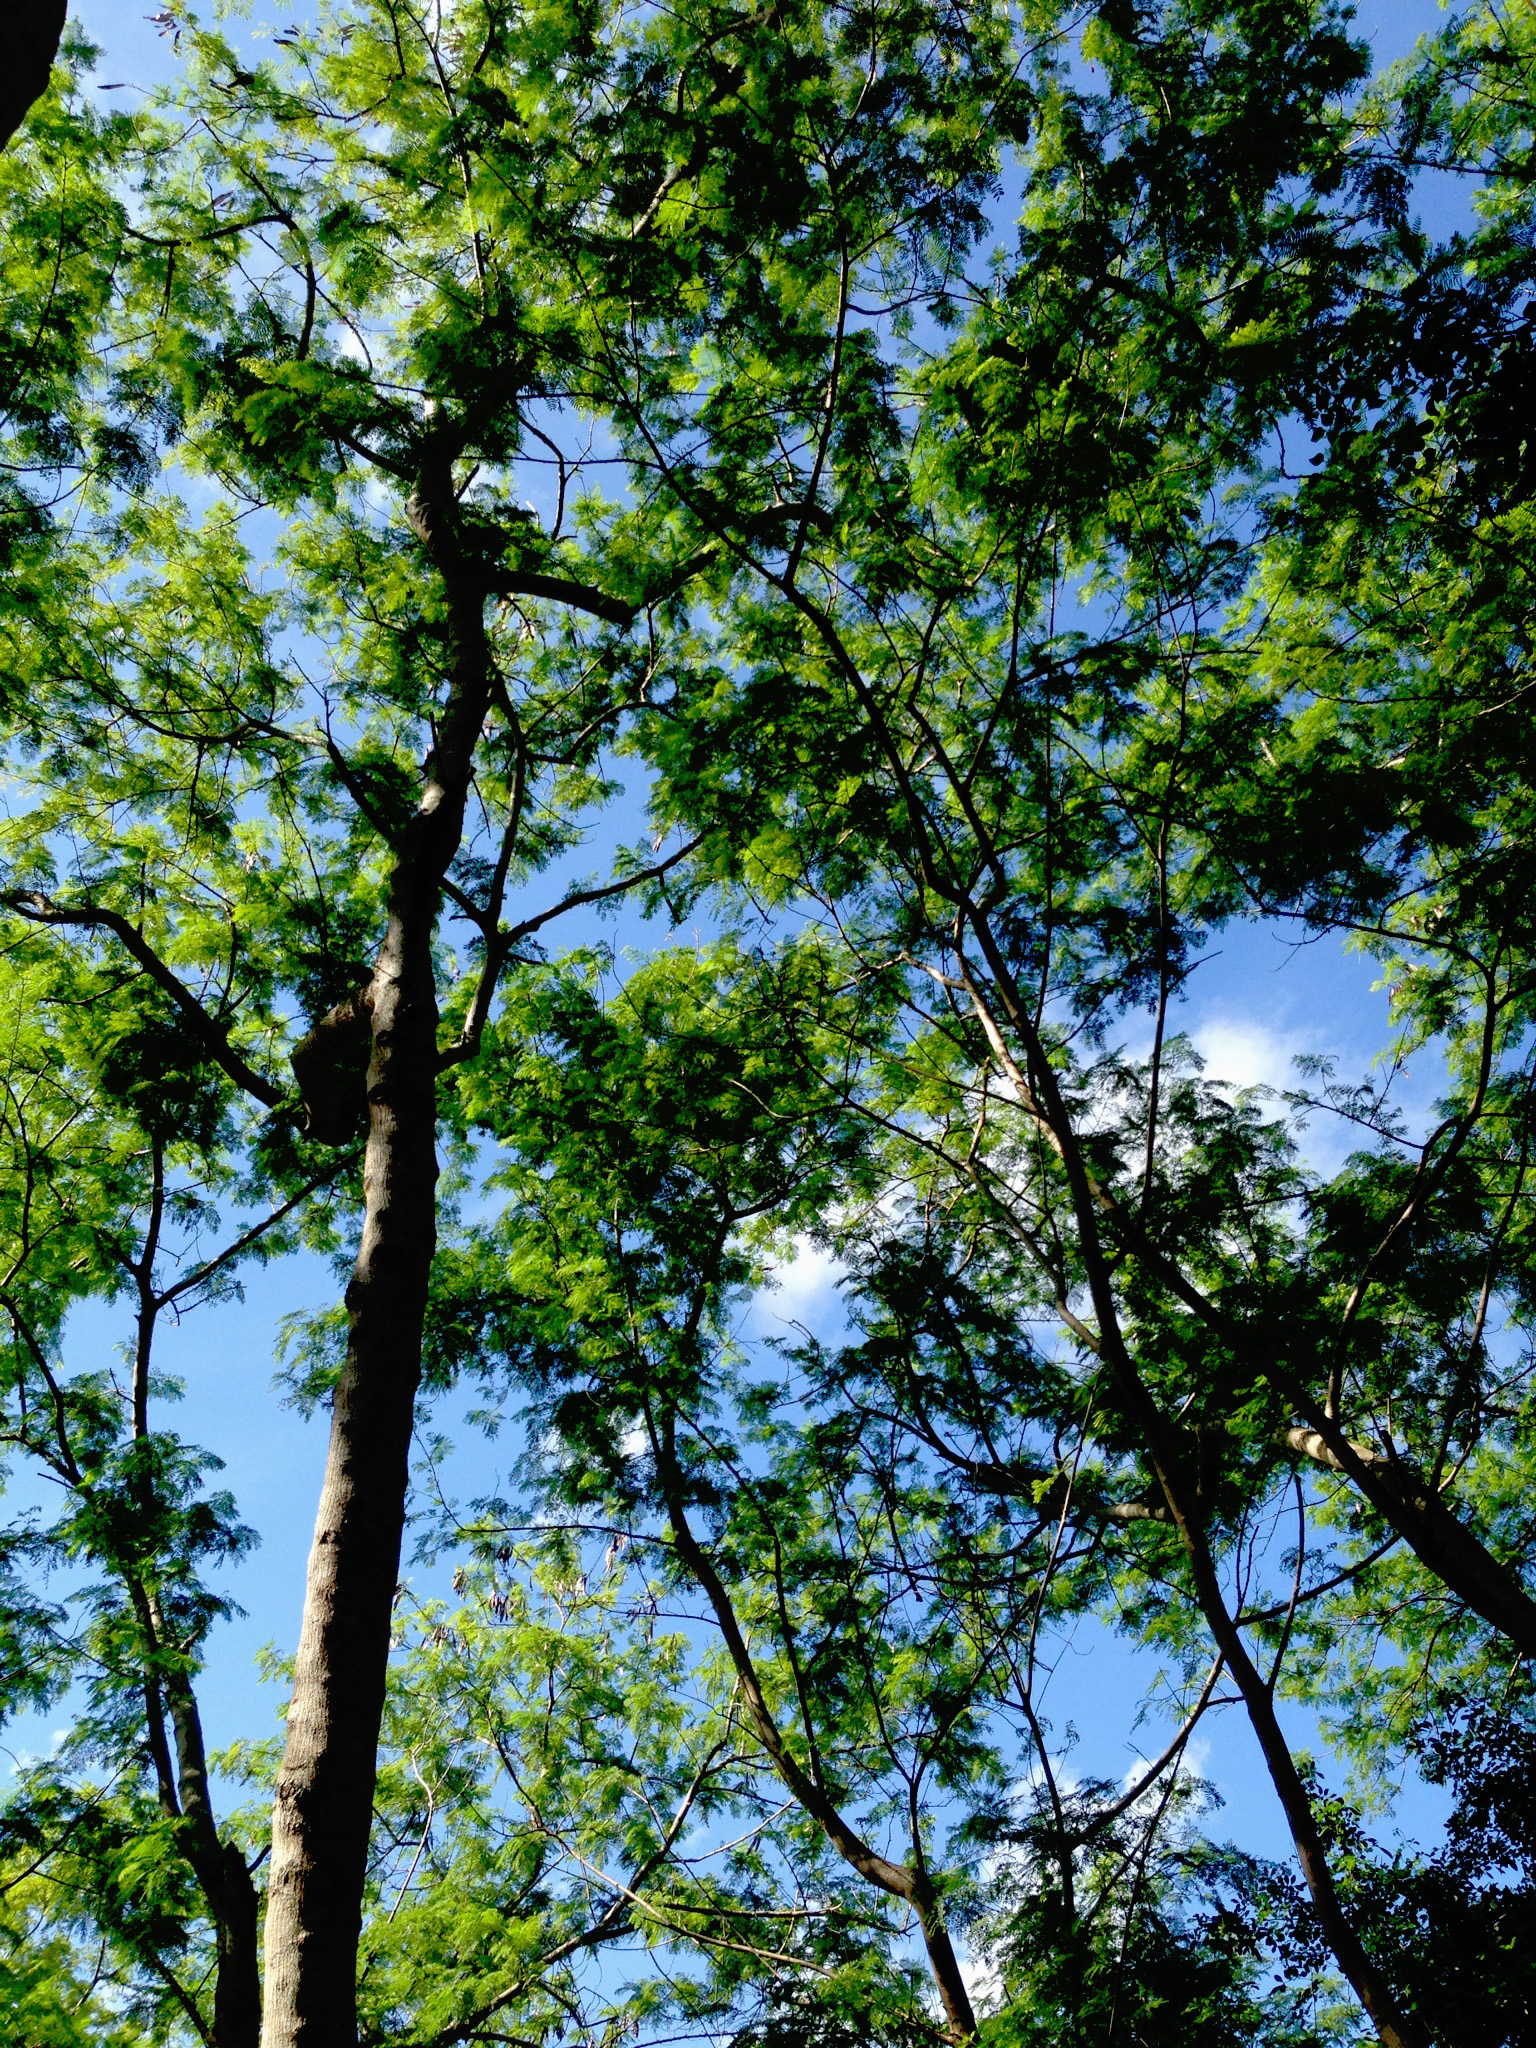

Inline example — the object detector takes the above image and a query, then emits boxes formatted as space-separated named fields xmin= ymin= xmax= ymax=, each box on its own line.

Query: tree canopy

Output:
xmin=2 ymin=4 xmax=1535 ymax=2047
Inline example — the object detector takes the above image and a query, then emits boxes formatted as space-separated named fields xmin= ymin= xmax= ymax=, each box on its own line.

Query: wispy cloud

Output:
xmin=1188 ymin=1016 xmax=1306 ymax=1097
xmin=742 ymin=1236 xmax=846 ymax=1341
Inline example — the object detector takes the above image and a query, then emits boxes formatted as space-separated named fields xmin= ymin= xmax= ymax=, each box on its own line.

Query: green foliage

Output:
xmin=0 ymin=1 xmax=1534 ymax=2044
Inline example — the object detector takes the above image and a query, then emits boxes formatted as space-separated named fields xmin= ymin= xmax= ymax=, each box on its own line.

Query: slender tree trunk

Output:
xmin=260 ymin=454 xmax=492 ymax=2048
xmin=654 ymin=1421 xmax=977 ymax=2040
xmin=164 ymin=1666 xmax=263 ymax=2048
xmin=954 ymin=930 xmax=1428 ymax=2048
xmin=1175 ymin=1552 xmax=1421 ymax=2048
xmin=212 ymin=1846 xmax=263 ymax=2048
xmin=911 ymin=1882 xmax=980 ymax=2042
xmin=130 ymin=1202 xmax=263 ymax=2048
xmin=1060 ymin=1229 xmax=1420 ymax=2031
xmin=1093 ymin=1339 xmax=1429 ymax=2048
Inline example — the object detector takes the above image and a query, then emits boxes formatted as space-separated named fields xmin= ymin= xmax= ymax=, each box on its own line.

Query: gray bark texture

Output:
xmin=259 ymin=453 xmax=491 ymax=2048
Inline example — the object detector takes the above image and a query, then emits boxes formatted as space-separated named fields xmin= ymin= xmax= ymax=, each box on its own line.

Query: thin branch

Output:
xmin=0 ymin=893 xmax=282 ymax=1108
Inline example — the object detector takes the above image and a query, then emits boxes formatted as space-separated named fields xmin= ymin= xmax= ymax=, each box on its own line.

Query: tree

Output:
xmin=1 ymin=3 xmax=1534 ymax=2047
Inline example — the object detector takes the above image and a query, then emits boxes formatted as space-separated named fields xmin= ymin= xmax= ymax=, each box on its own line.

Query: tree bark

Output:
xmin=260 ymin=451 xmax=492 ymax=2048
xmin=1277 ymin=1415 xmax=1536 ymax=1657
xmin=0 ymin=1 xmax=65 ymax=151
xmin=163 ymin=1663 xmax=263 ymax=2048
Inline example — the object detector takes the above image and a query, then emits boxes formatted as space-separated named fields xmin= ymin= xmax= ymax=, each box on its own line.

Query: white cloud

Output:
xmin=1188 ymin=1016 xmax=1302 ymax=1097
xmin=618 ymin=1418 xmax=648 ymax=1461
xmin=744 ymin=1235 xmax=846 ymax=1339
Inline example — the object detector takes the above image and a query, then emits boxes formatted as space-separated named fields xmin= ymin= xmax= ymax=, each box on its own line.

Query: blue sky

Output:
xmin=8 ymin=0 xmax=1474 ymax=1963
xmin=73 ymin=1 xmax=1460 ymax=88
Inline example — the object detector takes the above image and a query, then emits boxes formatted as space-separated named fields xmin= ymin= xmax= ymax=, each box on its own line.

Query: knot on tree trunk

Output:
xmin=290 ymin=986 xmax=375 ymax=1145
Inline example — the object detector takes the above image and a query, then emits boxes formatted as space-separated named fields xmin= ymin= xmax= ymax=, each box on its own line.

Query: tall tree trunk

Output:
xmin=260 ymin=453 xmax=491 ymax=2048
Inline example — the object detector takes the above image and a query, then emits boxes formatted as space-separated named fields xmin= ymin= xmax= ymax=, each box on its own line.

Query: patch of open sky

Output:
xmin=726 ymin=1225 xmax=1462 ymax=1858
xmin=75 ymin=4 xmax=323 ymax=97
xmin=0 ymin=1258 xmax=330 ymax=1769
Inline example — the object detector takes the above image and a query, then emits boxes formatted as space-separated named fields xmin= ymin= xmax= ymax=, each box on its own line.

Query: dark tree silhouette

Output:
xmin=0 ymin=2 xmax=66 ymax=150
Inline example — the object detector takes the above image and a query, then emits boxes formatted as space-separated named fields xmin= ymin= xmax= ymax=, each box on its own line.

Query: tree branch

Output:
xmin=0 ymin=892 xmax=282 ymax=1109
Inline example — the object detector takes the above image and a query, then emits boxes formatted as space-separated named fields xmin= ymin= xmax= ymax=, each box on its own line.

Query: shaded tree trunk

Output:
xmin=163 ymin=1666 xmax=263 ymax=2048
xmin=212 ymin=1846 xmax=263 ymax=2048
xmin=260 ymin=452 xmax=492 ymax=2048
xmin=0 ymin=2 xmax=66 ymax=150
